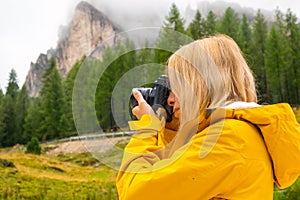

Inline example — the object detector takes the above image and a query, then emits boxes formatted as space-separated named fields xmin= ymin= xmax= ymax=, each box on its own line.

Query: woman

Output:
xmin=116 ymin=35 xmax=300 ymax=200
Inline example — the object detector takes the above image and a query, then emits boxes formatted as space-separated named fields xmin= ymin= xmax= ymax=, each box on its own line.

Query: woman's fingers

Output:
xmin=132 ymin=89 xmax=146 ymax=105
xmin=131 ymin=89 xmax=155 ymax=119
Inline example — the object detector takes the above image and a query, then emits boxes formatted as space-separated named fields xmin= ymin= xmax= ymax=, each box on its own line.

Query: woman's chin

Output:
xmin=174 ymin=111 xmax=180 ymax=119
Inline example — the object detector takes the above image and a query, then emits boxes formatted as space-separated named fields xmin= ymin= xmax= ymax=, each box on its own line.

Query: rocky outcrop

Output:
xmin=25 ymin=1 xmax=121 ymax=97
xmin=25 ymin=49 xmax=55 ymax=97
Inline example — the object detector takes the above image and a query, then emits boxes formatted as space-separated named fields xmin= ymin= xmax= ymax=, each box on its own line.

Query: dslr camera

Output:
xmin=129 ymin=75 xmax=173 ymax=122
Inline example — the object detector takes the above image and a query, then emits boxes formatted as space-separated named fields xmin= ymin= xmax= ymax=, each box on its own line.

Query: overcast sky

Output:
xmin=0 ymin=0 xmax=299 ymax=92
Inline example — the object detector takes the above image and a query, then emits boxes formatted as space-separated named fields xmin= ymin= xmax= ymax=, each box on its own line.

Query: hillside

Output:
xmin=0 ymin=137 xmax=132 ymax=199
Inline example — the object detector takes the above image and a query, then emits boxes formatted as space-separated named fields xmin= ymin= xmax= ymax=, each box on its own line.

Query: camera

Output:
xmin=129 ymin=75 xmax=173 ymax=122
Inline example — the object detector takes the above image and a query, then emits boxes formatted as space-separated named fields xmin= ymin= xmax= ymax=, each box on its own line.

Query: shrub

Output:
xmin=25 ymin=137 xmax=41 ymax=155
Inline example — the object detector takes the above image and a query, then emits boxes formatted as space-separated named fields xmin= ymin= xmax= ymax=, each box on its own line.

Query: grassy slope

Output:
xmin=0 ymin=152 xmax=119 ymax=199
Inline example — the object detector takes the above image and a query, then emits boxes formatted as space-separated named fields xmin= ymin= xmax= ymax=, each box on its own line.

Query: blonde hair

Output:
xmin=167 ymin=34 xmax=257 ymax=126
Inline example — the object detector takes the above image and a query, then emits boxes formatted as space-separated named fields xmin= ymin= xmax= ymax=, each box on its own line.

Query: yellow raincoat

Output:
xmin=116 ymin=103 xmax=300 ymax=200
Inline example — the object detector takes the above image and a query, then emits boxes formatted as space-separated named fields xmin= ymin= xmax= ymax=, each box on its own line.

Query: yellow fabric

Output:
xmin=117 ymin=103 xmax=300 ymax=199
xmin=128 ymin=114 xmax=165 ymax=132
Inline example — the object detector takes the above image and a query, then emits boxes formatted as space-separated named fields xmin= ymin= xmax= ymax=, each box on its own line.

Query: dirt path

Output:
xmin=45 ymin=137 xmax=130 ymax=155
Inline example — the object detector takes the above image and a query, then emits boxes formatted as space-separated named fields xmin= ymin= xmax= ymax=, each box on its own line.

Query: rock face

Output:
xmin=25 ymin=1 xmax=121 ymax=97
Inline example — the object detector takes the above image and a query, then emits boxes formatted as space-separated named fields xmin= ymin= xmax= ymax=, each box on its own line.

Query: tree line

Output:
xmin=0 ymin=4 xmax=299 ymax=147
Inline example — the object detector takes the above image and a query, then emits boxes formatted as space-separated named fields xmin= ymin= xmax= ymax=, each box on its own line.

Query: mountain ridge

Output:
xmin=25 ymin=1 xmax=121 ymax=97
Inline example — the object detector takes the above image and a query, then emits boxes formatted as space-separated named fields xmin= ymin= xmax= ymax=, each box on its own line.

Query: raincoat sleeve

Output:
xmin=116 ymin=115 xmax=246 ymax=200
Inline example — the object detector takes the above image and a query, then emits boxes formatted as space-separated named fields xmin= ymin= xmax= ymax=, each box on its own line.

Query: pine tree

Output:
xmin=137 ymin=40 xmax=154 ymax=65
xmin=1 ymin=95 xmax=15 ymax=147
xmin=155 ymin=3 xmax=189 ymax=64
xmin=0 ymin=89 xmax=3 ymax=102
xmin=96 ymin=39 xmax=139 ymax=130
xmin=15 ymin=85 xmax=29 ymax=144
xmin=217 ymin=7 xmax=240 ymax=41
xmin=63 ymin=57 xmax=85 ymax=134
xmin=203 ymin=11 xmax=217 ymax=37
xmin=237 ymin=14 xmax=252 ymax=56
xmin=164 ymin=3 xmax=185 ymax=33
xmin=265 ymin=25 xmax=287 ymax=102
xmin=0 ymin=89 xmax=4 ymax=147
xmin=39 ymin=59 xmax=67 ymax=141
xmin=251 ymin=10 xmax=268 ymax=103
xmin=272 ymin=9 xmax=293 ymax=104
xmin=6 ymin=69 xmax=19 ymax=99
xmin=23 ymin=98 xmax=42 ymax=142
xmin=1 ymin=69 xmax=19 ymax=147
xmin=186 ymin=10 xmax=204 ymax=40
xmin=25 ymin=137 xmax=41 ymax=155
xmin=96 ymin=45 xmax=118 ymax=131
xmin=284 ymin=9 xmax=300 ymax=105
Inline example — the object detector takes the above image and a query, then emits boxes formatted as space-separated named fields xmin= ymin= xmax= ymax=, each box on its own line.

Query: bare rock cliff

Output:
xmin=25 ymin=1 xmax=121 ymax=97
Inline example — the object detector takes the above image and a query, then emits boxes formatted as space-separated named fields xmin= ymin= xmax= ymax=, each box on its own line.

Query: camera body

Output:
xmin=129 ymin=75 xmax=173 ymax=122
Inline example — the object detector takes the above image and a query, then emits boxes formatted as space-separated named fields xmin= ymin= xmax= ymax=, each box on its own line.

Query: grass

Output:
xmin=0 ymin=151 xmax=120 ymax=199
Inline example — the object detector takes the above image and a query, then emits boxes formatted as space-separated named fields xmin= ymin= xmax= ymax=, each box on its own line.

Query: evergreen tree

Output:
xmin=63 ymin=57 xmax=85 ymax=134
xmin=96 ymin=39 xmax=138 ymax=130
xmin=284 ymin=9 xmax=300 ymax=105
xmin=137 ymin=40 xmax=154 ymax=65
xmin=23 ymin=98 xmax=42 ymax=142
xmin=164 ymin=3 xmax=185 ymax=33
xmin=155 ymin=3 xmax=188 ymax=64
xmin=186 ymin=10 xmax=204 ymax=39
xmin=265 ymin=25 xmax=287 ymax=103
xmin=217 ymin=7 xmax=240 ymax=41
xmin=15 ymin=85 xmax=29 ymax=144
xmin=203 ymin=11 xmax=217 ymax=37
xmin=39 ymin=59 xmax=67 ymax=141
xmin=251 ymin=10 xmax=268 ymax=103
xmin=237 ymin=14 xmax=252 ymax=56
xmin=0 ymin=89 xmax=3 ymax=146
xmin=6 ymin=69 xmax=19 ymax=99
xmin=273 ymin=9 xmax=293 ymax=104
xmin=0 ymin=89 xmax=3 ymax=102
xmin=1 ymin=69 xmax=19 ymax=147
xmin=25 ymin=137 xmax=41 ymax=155
xmin=1 ymin=95 xmax=15 ymax=147
xmin=0 ymin=89 xmax=4 ymax=147
xmin=96 ymin=46 xmax=117 ymax=131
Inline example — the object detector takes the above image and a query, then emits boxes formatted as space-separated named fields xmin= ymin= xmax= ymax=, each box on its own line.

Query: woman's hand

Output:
xmin=132 ymin=89 xmax=156 ymax=119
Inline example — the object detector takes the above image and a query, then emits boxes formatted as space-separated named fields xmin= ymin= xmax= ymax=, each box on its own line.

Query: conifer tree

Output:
xmin=137 ymin=40 xmax=153 ymax=65
xmin=96 ymin=39 xmax=138 ymax=130
xmin=63 ymin=57 xmax=85 ymax=134
xmin=284 ymin=9 xmax=300 ymax=105
xmin=155 ymin=3 xmax=188 ymax=64
xmin=203 ymin=11 xmax=217 ymax=37
xmin=0 ymin=89 xmax=3 ymax=102
xmin=1 ymin=69 xmax=19 ymax=146
xmin=251 ymin=10 xmax=268 ymax=103
xmin=164 ymin=3 xmax=185 ymax=34
xmin=39 ymin=59 xmax=67 ymax=141
xmin=0 ymin=89 xmax=4 ymax=147
xmin=186 ymin=10 xmax=204 ymax=39
xmin=237 ymin=14 xmax=252 ymax=56
xmin=25 ymin=137 xmax=41 ymax=155
xmin=15 ymin=84 xmax=29 ymax=144
xmin=217 ymin=7 xmax=240 ymax=41
xmin=265 ymin=25 xmax=287 ymax=103
xmin=272 ymin=9 xmax=293 ymax=103
xmin=23 ymin=98 xmax=42 ymax=142
xmin=6 ymin=69 xmax=19 ymax=99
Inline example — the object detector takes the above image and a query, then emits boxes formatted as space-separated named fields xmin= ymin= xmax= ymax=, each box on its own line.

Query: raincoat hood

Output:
xmin=220 ymin=103 xmax=300 ymax=189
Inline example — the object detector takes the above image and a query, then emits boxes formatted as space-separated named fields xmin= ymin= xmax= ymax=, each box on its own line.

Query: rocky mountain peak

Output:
xmin=25 ymin=1 xmax=121 ymax=97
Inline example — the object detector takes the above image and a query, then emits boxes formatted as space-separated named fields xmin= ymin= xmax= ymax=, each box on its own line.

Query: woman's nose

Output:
xmin=167 ymin=92 xmax=175 ymax=106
